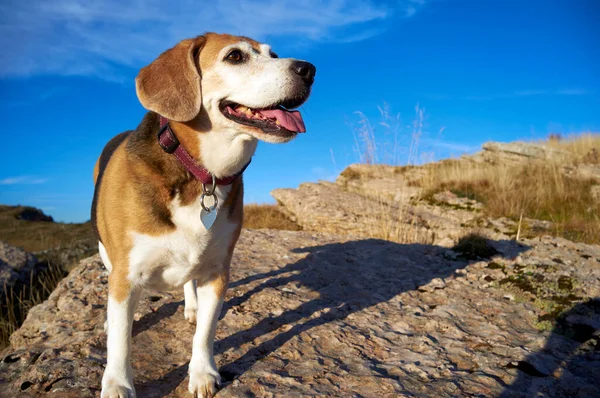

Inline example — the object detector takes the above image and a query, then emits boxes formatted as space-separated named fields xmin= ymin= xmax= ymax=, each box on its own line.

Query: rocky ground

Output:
xmin=1 ymin=141 xmax=599 ymax=397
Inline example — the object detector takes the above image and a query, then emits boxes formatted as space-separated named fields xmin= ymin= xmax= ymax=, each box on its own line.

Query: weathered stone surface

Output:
xmin=481 ymin=141 xmax=573 ymax=162
xmin=272 ymin=181 xmax=486 ymax=246
xmin=0 ymin=241 xmax=43 ymax=293
xmin=272 ymin=182 xmax=434 ymax=242
xmin=1 ymin=230 xmax=599 ymax=397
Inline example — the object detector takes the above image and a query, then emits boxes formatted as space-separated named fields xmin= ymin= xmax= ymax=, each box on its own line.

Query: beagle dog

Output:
xmin=91 ymin=32 xmax=315 ymax=398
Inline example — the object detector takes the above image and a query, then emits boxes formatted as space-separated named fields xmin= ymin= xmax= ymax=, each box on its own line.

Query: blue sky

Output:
xmin=0 ymin=0 xmax=598 ymax=223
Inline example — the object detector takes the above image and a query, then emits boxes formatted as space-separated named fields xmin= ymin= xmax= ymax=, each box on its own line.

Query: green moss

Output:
xmin=487 ymin=262 xmax=504 ymax=270
xmin=557 ymin=276 xmax=574 ymax=291
xmin=499 ymin=275 xmax=538 ymax=295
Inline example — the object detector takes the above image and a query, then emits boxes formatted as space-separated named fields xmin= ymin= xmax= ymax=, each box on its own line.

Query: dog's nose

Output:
xmin=291 ymin=61 xmax=316 ymax=85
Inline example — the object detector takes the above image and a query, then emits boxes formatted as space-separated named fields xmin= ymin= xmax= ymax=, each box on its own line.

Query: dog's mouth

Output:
xmin=220 ymin=101 xmax=306 ymax=136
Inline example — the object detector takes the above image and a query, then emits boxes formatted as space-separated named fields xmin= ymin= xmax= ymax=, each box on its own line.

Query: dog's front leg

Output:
xmin=184 ymin=279 xmax=198 ymax=324
xmin=102 ymin=277 xmax=141 ymax=398
xmin=188 ymin=272 xmax=228 ymax=398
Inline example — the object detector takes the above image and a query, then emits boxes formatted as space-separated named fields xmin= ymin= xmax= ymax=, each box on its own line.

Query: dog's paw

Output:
xmin=101 ymin=384 xmax=134 ymax=398
xmin=188 ymin=369 xmax=220 ymax=398
xmin=184 ymin=307 xmax=197 ymax=324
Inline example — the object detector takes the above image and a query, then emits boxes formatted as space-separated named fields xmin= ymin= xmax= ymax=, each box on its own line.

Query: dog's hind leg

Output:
xmin=101 ymin=271 xmax=141 ymax=398
xmin=184 ymin=279 xmax=198 ymax=324
xmin=188 ymin=271 xmax=229 ymax=398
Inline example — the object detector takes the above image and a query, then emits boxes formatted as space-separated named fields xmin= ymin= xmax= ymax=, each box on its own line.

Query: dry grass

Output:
xmin=361 ymin=193 xmax=434 ymax=244
xmin=420 ymin=133 xmax=600 ymax=243
xmin=0 ymin=205 xmax=98 ymax=349
xmin=545 ymin=133 xmax=600 ymax=161
xmin=1 ymin=262 xmax=66 ymax=349
xmin=243 ymin=204 xmax=301 ymax=231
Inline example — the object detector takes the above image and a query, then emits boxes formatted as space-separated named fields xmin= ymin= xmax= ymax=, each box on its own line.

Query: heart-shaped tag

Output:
xmin=200 ymin=208 xmax=217 ymax=230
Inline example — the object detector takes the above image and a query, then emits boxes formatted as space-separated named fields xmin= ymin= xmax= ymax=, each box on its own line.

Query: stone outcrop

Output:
xmin=481 ymin=141 xmax=573 ymax=163
xmin=0 ymin=242 xmax=45 ymax=295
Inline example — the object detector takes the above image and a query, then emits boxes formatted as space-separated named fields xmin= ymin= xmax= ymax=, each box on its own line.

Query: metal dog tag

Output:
xmin=200 ymin=191 xmax=218 ymax=231
xmin=200 ymin=208 xmax=217 ymax=230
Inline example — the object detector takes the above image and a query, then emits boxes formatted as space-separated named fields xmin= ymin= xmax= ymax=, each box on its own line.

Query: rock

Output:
xmin=1 ymin=230 xmax=599 ymax=397
xmin=271 ymin=181 xmax=482 ymax=246
xmin=336 ymin=164 xmax=422 ymax=204
xmin=417 ymin=277 xmax=447 ymax=292
xmin=431 ymin=190 xmax=484 ymax=210
xmin=482 ymin=141 xmax=573 ymax=162
xmin=0 ymin=241 xmax=44 ymax=294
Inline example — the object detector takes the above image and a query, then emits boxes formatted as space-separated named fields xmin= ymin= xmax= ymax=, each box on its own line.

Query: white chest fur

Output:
xmin=127 ymin=185 xmax=238 ymax=291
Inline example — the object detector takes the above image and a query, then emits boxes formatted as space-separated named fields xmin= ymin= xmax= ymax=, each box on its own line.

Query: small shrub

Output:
xmin=452 ymin=232 xmax=498 ymax=260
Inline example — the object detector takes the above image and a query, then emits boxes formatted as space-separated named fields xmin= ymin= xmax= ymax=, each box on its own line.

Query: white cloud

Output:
xmin=463 ymin=89 xmax=589 ymax=101
xmin=556 ymin=88 xmax=588 ymax=95
xmin=0 ymin=0 xmax=426 ymax=79
xmin=0 ymin=176 xmax=48 ymax=185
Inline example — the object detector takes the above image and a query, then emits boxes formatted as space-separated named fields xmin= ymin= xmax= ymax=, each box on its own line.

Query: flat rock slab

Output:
xmin=1 ymin=230 xmax=599 ymax=397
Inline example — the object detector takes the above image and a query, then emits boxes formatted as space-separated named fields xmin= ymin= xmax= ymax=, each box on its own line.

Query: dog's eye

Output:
xmin=225 ymin=49 xmax=244 ymax=64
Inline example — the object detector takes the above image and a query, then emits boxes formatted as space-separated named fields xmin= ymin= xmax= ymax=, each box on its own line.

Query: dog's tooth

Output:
xmin=275 ymin=120 xmax=281 ymax=125
xmin=237 ymin=105 xmax=248 ymax=112
xmin=245 ymin=109 xmax=253 ymax=116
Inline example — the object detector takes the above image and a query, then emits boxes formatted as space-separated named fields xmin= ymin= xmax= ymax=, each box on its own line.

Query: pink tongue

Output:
xmin=259 ymin=108 xmax=306 ymax=133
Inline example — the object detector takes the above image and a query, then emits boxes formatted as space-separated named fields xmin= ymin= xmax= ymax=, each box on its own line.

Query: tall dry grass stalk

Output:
xmin=351 ymin=103 xmax=424 ymax=167
xmin=349 ymin=104 xmax=433 ymax=244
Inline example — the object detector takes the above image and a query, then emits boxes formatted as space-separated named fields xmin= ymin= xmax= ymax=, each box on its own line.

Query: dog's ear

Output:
xmin=135 ymin=36 xmax=206 ymax=122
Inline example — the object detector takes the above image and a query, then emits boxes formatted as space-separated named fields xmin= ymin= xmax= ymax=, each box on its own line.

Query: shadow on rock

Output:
xmin=501 ymin=298 xmax=600 ymax=398
xmin=138 ymin=237 xmax=529 ymax=396
xmin=132 ymin=299 xmax=183 ymax=337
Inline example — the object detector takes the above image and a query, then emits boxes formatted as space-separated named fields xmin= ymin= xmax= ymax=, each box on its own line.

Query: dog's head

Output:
xmin=135 ymin=33 xmax=315 ymax=143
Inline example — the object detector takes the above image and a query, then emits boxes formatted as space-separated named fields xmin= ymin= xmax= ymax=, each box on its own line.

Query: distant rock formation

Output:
xmin=14 ymin=207 xmax=54 ymax=222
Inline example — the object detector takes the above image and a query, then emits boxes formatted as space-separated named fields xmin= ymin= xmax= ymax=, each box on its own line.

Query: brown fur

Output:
xmin=136 ymin=36 xmax=206 ymax=122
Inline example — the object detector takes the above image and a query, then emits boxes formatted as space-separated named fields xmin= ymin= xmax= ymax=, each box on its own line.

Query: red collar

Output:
xmin=157 ymin=116 xmax=250 ymax=185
